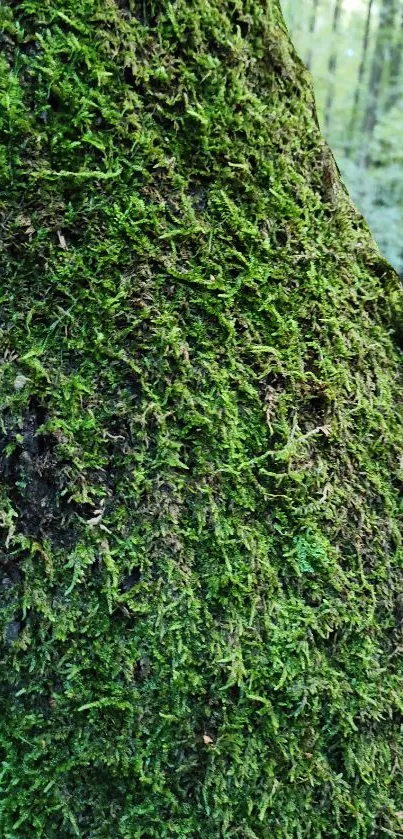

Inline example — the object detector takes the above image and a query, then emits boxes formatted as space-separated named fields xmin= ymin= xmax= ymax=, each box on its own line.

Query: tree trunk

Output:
xmin=361 ymin=0 xmax=398 ymax=165
xmin=386 ymin=4 xmax=403 ymax=111
xmin=306 ymin=0 xmax=320 ymax=70
xmin=1 ymin=1 xmax=403 ymax=836
xmin=324 ymin=0 xmax=344 ymax=131
xmin=345 ymin=0 xmax=374 ymax=157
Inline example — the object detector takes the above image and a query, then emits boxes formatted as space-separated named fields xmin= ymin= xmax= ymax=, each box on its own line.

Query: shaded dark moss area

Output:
xmin=1 ymin=1 xmax=403 ymax=836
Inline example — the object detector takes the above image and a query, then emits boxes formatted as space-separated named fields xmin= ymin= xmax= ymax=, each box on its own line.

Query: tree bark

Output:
xmin=1 ymin=1 xmax=403 ymax=836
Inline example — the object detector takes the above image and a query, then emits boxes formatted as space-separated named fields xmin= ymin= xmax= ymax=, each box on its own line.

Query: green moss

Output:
xmin=0 ymin=1 xmax=403 ymax=836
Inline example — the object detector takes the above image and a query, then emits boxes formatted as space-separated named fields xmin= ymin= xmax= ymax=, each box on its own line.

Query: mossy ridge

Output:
xmin=0 ymin=1 xmax=402 ymax=837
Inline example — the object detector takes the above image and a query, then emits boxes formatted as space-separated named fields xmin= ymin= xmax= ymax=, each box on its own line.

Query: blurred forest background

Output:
xmin=281 ymin=0 xmax=403 ymax=275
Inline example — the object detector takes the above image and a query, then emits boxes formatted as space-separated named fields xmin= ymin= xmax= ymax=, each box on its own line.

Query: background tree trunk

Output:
xmin=361 ymin=0 xmax=398 ymax=164
xmin=306 ymin=0 xmax=320 ymax=70
xmin=1 ymin=1 xmax=403 ymax=836
xmin=386 ymin=4 xmax=403 ymax=110
xmin=346 ymin=0 xmax=374 ymax=157
xmin=324 ymin=0 xmax=344 ymax=130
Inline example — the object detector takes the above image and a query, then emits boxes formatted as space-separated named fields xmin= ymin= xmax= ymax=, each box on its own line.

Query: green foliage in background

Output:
xmin=282 ymin=0 xmax=403 ymax=273
xmin=0 ymin=1 xmax=403 ymax=837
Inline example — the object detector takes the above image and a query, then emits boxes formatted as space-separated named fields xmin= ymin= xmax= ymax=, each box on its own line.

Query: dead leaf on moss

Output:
xmin=57 ymin=230 xmax=68 ymax=250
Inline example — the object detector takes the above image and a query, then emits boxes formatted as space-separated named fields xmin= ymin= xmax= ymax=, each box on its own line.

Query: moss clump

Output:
xmin=1 ymin=1 xmax=403 ymax=836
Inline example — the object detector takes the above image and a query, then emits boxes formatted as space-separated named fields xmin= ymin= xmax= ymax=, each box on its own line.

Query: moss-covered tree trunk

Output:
xmin=1 ymin=1 xmax=403 ymax=836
